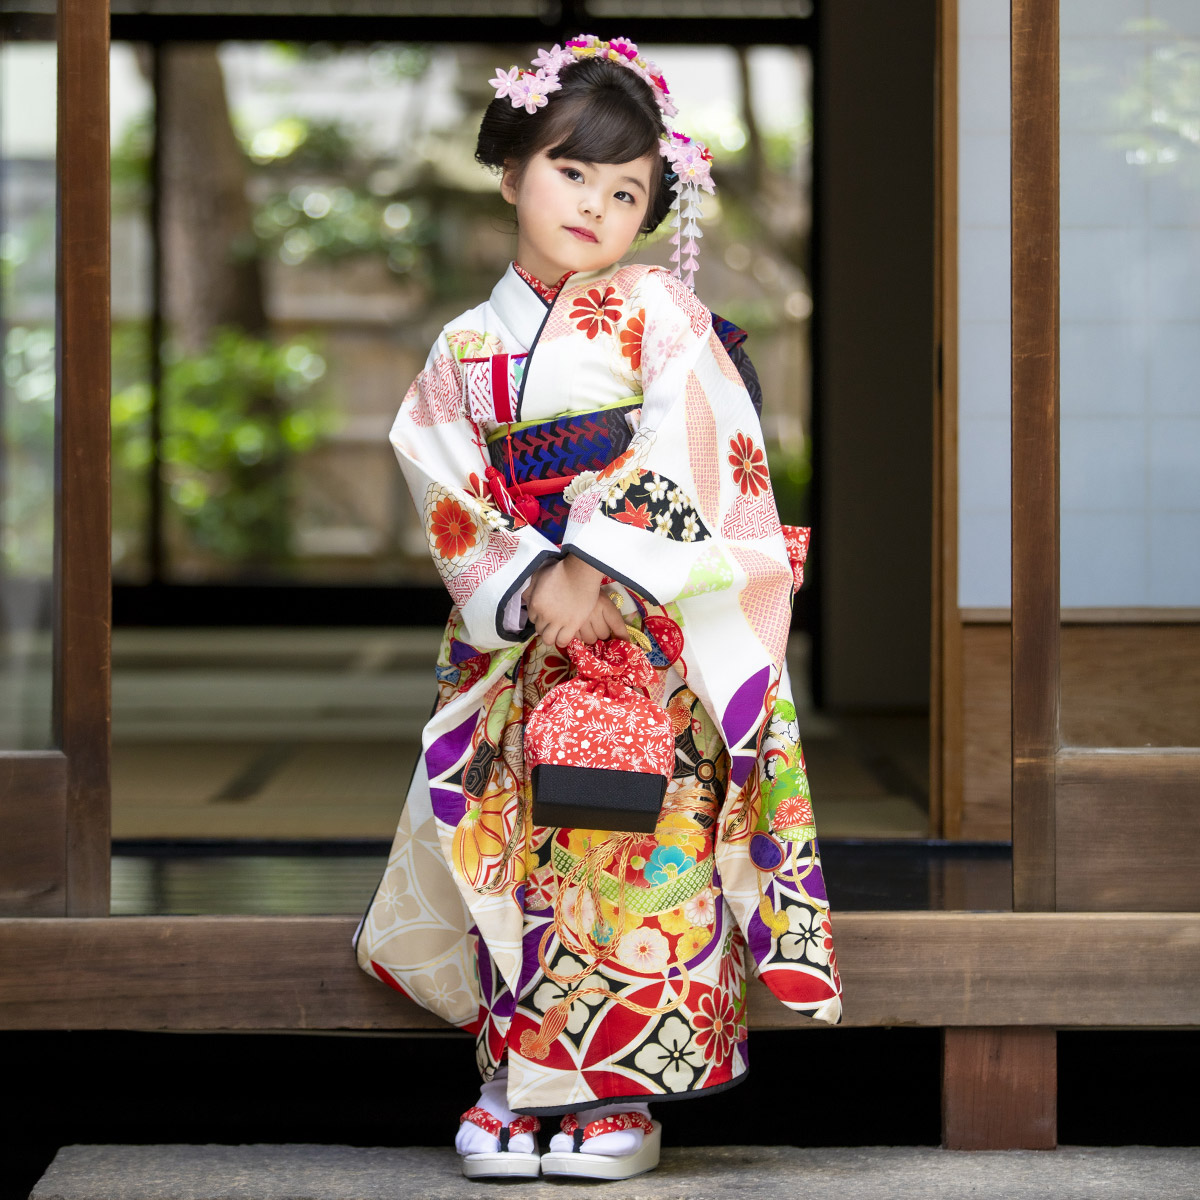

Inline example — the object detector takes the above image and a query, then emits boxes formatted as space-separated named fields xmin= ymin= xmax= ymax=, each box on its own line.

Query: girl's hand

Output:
xmin=526 ymin=554 xmax=606 ymax=647
xmin=575 ymin=593 xmax=630 ymax=646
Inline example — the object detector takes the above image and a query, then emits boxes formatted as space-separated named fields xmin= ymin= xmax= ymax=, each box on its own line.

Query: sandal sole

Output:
xmin=540 ymin=1121 xmax=661 ymax=1180
xmin=461 ymin=1151 xmax=541 ymax=1179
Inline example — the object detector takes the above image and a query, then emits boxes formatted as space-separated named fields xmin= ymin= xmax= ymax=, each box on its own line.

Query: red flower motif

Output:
xmin=693 ymin=988 xmax=736 ymax=1063
xmin=540 ymin=652 xmax=572 ymax=691
xmin=728 ymin=432 xmax=769 ymax=497
xmin=611 ymin=498 xmax=652 ymax=529
xmin=570 ymin=286 xmax=623 ymax=339
xmin=430 ymin=496 xmax=477 ymax=558
xmin=774 ymin=796 xmax=814 ymax=828
xmin=820 ymin=913 xmax=839 ymax=988
xmin=619 ymin=309 xmax=646 ymax=370
xmin=597 ymin=448 xmax=635 ymax=481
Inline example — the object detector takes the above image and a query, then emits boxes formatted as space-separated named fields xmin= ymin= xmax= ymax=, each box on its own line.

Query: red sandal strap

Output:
xmin=510 ymin=1114 xmax=542 ymax=1136
xmin=460 ymin=1106 xmax=542 ymax=1141
xmin=460 ymin=1106 xmax=501 ymax=1138
xmin=560 ymin=1110 xmax=653 ymax=1141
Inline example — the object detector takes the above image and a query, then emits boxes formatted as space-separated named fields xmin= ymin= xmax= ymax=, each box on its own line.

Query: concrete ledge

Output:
xmin=31 ymin=1144 xmax=1200 ymax=1200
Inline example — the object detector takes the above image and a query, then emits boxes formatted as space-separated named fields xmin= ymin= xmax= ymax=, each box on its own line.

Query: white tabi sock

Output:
xmin=455 ymin=1068 xmax=536 ymax=1157
xmin=548 ymin=1100 xmax=653 ymax=1157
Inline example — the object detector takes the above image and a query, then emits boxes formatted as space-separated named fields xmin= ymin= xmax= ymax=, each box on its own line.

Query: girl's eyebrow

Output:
xmin=619 ymin=175 xmax=647 ymax=193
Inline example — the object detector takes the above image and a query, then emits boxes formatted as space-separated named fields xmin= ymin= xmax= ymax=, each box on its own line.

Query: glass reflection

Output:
xmin=0 ymin=31 xmax=55 ymax=749
xmin=1060 ymin=2 xmax=1200 ymax=749
xmin=1061 ymin=3 xmax=1200 ymax=610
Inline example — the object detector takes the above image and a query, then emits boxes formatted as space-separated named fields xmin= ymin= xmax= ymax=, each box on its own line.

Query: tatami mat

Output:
xmin=112 ymin=628 xmax=930 ymax=841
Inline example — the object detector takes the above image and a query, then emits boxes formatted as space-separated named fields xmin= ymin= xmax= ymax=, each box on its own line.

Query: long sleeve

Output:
xmin=560 ymin=268 xmax=840 ymax=1023
xmin=389 ymin=334 xmax=562 ymax=651
xmin=560 ymin=267 xmax=793 ymax=667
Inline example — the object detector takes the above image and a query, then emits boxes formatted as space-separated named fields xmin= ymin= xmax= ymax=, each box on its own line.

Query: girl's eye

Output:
xmin=562 ymin=167 xmax=584 ymax=182
xmin=614 ymin=191 xmax=635 ymax=204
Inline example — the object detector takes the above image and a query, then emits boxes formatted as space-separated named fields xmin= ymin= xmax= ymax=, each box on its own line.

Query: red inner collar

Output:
xmin=513 ymin=261 xmax=574 ymax=303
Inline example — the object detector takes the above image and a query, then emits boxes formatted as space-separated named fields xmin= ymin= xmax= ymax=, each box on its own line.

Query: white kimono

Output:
xmin=357 ymin=260 xmax=842 ymax=1115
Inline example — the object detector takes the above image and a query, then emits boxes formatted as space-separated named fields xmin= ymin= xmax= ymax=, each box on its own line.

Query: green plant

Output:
xmin=111 ymin=326 xmax=337 ymax=568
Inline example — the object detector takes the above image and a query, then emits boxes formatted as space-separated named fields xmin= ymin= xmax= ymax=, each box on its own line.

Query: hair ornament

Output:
xmin=659 ymin=130 xmax=715 ymax=289
xmin=487 ymin=34 xmax=715 ymax=288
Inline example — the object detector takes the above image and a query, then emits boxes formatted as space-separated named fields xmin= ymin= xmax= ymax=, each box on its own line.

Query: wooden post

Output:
xmin=57 ymin=0 xmax=112 ymax=915
xmin=943 ymin=1028 xmax=1056 ymax=1149
xmin=1010 ymin=0 xmax=1059 ymax=915
xmin=938 ymin=0 xmax=1061 ymax=1151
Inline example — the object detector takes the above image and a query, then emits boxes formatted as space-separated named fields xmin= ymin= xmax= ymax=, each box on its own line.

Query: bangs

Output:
xmin=539 ymin=93 xmax=661 ymax=166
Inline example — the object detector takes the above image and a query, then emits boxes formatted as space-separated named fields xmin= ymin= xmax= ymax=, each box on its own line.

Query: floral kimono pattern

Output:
xmin=356 ymin=261 xmax=842 ymax=1115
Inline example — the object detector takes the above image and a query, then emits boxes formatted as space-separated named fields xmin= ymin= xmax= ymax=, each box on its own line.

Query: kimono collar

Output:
xmin=488 ymin=261 xmax=617 ymax=349
xmin=512 ymin=261 xmax=573 ymax=303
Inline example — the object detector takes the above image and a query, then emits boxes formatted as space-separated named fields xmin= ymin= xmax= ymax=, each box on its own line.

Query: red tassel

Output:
xmin=485 ymin=465 xmax=540 ymax=526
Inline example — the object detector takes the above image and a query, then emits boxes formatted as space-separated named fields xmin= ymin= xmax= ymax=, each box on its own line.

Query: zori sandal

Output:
xmin=540 ymin=1111 xmax=662 ymax=1180
xmin=457 ymin=1106 xmax=542 ymax=1179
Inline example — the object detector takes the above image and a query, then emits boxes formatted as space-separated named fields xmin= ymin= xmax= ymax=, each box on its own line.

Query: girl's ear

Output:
xmin=499 ymin=161 xmax=519 ymax=205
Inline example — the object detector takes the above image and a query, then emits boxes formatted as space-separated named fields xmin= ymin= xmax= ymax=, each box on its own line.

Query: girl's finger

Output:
xmin=602 ymin=604 xmax=628 ymax=640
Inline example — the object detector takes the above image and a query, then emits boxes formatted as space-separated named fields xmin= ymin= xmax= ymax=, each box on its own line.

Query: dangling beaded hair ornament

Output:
xmin=489 ymin=34 xmax=716 ymax=289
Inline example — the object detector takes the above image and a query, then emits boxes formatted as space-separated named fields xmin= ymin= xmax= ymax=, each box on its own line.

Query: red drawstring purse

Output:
xmin=525 ymin=634 xmax=674 ymax=833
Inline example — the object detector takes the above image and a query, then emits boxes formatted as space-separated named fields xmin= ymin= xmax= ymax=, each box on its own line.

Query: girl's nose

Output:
xmin=580 ymin=193 xmax=603 ymax=220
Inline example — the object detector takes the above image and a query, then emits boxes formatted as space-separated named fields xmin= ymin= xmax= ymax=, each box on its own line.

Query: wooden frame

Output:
xmin=1010 ymin=0 xmax=1059 ymax=915
xmin=56 ymin=0 xmax=112 ymax=918
xmin=936 ymin=0 xmax=1063 ymax=1149
xmin=931 ymin=0 xmax=960 ymax=840
xmin=932 ymin=0 xmax=960 ymax=842
xmin=0 ymin=0 xmax=111 ymax=919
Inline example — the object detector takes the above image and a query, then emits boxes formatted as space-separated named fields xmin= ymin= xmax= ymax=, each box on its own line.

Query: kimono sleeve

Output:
xmin=560 ymin=266 xmax=793 ymax=640
xmin=389 ymin=333 xmax=561 ymax=650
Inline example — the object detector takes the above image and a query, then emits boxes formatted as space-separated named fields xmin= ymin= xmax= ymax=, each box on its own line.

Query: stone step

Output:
xmin=30 ymin=1144 xmax=1200 ymax=1200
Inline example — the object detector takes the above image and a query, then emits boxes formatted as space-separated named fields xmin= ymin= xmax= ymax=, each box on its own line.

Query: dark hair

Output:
xmin=476 ymin=56 xmax=674 ymax=234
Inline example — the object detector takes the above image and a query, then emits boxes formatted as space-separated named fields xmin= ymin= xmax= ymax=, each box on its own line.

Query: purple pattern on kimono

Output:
xmin=723 ymin=666 xmax=772 ymax=749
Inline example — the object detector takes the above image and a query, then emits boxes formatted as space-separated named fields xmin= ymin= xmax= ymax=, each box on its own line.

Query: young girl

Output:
xmin=355 ymin=36 xmax=842 ymax=1182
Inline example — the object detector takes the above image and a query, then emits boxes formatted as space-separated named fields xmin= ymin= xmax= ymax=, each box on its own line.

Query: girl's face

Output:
xmin=501 ymin=148 xmax=659 ymax=285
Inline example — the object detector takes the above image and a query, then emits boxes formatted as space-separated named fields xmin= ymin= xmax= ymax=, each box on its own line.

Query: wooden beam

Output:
xmin=1010 ymin=0 xmax=1060 ymax=911
xmin=942 ymin=1027 xmax=1056 ymax=1149
xmin=57 ymin=0 xmax=112 ymax=915
xmin=1057 ymin=749 xmax=1200 ymax=911
xmin=1 ymin=913 xmax=1197 ymax=1032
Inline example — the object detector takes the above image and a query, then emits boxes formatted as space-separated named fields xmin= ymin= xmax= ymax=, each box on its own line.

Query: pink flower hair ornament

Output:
xmin=489 ymin=34 xmax=715 ymax=289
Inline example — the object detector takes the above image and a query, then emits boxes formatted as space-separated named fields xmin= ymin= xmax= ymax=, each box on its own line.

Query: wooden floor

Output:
xmin=112 ymin=628 xmax=932 ymax=841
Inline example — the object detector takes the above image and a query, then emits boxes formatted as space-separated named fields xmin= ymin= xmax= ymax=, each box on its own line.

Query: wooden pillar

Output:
xmin=944 ymin=0 xmax=1062 ymax=1154
xmin=57 ymin=0 xmax=112 ymax=915
xmin=942 ymin=1027 xmax=1056 ymax=1150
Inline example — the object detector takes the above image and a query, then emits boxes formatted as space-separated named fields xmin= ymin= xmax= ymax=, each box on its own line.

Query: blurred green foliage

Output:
xmin=111 ymin=325 xmax=336 ymax=568
xmin=769 ymin=440 xmax=813 ymax=527
xmin=109 ymin=87 xmax=340 ymax=571
xmin=2 ymin=326 xmax=56 ymax=575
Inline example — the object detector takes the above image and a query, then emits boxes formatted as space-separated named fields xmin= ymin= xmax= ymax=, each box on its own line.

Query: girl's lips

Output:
xmin=565 ymin=226 xmax=598 ymax=243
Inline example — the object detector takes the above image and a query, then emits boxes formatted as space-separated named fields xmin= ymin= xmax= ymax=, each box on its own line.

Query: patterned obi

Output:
xmin=486 ymin=399 xmax=642 ymax=544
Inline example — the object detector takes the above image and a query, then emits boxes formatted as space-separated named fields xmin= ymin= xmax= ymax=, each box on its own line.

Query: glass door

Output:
xmin=0 ymin=0 xmax=110 ymax=917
